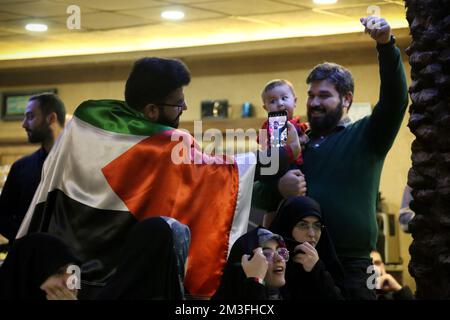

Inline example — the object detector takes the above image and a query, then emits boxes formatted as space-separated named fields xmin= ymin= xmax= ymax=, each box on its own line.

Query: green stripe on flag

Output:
xmin=74 ymin=99 xmax=173 ymax=136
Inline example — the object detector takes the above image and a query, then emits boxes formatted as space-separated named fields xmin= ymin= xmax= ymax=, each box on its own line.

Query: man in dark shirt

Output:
xmin=0 ymin=93 xmax=66 ymax=241
xmin=252 ymin=16 xmax=408 ymax=299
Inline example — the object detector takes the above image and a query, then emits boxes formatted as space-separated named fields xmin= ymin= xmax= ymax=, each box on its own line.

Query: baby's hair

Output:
xmin=261 ymin=79 xmax=296 ymax=100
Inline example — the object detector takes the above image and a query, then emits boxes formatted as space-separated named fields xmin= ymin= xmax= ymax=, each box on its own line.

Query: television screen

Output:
xmin=1 ymin=89 xmax=57 ymax=120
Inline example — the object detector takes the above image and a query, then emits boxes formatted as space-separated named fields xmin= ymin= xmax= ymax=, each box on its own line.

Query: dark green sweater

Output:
xmin=252 ymin=40 xmax=408 ymax=259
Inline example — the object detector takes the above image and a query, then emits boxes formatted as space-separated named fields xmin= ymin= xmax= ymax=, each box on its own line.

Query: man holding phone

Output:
xmin=252 ymin=16 xmax=408 ymax=300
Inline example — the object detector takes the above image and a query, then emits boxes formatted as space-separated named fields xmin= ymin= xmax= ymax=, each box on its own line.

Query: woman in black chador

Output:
xmin=96 ymin=216 xmax=191 ymax=300
xmin=269 ymin=196 xmax=344 ymax=300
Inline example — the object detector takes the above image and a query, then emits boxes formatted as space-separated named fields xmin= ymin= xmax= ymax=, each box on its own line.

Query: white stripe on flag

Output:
xmin=17 ymin=117 xmax=148 ymax=237
xmin=227 ymin=152 xmax=256 ymax=255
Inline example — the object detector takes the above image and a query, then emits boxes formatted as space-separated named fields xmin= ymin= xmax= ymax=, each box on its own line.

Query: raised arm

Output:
xmin=361 ymin=16 xmax=409 ymax=155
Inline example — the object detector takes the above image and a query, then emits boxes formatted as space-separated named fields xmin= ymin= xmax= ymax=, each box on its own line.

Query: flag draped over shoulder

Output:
xmin=17 ymin=100 xmax=256 ymax=297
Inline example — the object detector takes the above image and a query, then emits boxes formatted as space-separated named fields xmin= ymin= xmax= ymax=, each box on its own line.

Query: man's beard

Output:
xmin=27 ymin=122 xmax=52 ymax=143
xmin=157 ymin=108 xmax=182 ymax=128
xmin=307 ymin=100 xmax=344 ymax=136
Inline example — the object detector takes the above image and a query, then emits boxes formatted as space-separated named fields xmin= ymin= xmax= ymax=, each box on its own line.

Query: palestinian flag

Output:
xmin=17 ymin=100 xmax=256 ymax=297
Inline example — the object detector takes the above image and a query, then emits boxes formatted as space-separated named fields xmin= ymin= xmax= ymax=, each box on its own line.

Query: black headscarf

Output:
xmin=211 ymin=227 xmax=286 ymax=300
xmin=0 ymin=233 xmax=80 ymax=300
xmin=269 ymin=196 xmax=344 ymax=284
xmin=96 ymin=217 xmax=184 ymax=300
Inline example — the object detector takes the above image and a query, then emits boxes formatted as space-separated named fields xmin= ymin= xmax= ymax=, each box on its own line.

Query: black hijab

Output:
xmin=96 ymin=217 xmax=183 ymax=300
xmin=269 ymin=196 xmax=344 ymax=283
xmin=0 ymin=233 xmax=79 ymax=300
xmin=211 ymin=227 xmax=285 ymax=300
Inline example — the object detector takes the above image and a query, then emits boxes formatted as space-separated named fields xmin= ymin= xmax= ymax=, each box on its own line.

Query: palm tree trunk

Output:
xmin=405 ymin=0 xmax=450 ymax=299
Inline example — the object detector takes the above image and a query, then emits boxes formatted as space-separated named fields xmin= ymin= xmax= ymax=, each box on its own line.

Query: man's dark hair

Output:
xmin=29 ymin=93 xmax=66 ymax=126
xmin=125 ymin=57 xmax=191 ymax=111
xmin=306 ymin=62 xmax=354 ymax=98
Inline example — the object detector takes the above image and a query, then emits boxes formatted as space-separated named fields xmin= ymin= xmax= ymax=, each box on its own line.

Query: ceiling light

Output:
xmin=313 ymin=0 xmax=338 ymax=4
xmin=25 ymin=23 xmax=48 ymax=32
xmin=161 ymin=10 xmax=185 ymax=20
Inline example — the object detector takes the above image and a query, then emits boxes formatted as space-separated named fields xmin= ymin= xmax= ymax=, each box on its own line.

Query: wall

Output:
xmin=0 ymin=33 xmax=416 ymax=290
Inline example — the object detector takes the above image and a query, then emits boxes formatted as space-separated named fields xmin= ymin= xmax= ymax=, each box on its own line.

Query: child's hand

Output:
xmin=286 ymin=122 xmax=301 ymax=159
xmin=258 ymin=129 xmax=269 ymax=151
xmin=298 ymin=132 xmax=310 ymax=146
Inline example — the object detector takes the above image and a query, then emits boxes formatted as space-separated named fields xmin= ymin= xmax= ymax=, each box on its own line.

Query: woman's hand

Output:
xmin=376 ymin=273 xmax=402 ymax=292
xmin=40 ymin=272 xmax=78 ymax=300
xmin=242 ymin=247 xmax=268 ymax=280
xmin=292 ymin=242 xmax=319 ymax=272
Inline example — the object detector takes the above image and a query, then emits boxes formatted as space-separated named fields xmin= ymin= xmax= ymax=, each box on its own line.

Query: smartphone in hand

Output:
xmin=283 ymin=237 xmax=304 ymax=255
xmin=268 ymin=110 xmax=288 ymax=148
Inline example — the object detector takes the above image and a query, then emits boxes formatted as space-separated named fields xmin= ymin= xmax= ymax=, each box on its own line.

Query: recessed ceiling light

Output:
xmin=313 ymin=0 xmax=338 ymax=4
xmin=161 ymin=10 xmax=185 ymax=20
xmin=25 ymin=23 xmax=48 ymax=32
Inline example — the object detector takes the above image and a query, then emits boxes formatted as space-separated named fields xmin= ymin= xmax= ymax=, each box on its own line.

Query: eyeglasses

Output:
xmin=262 ymin=247 xmax=289 ymax=262
xmin=156 ymin=102 xmax=186 ymax=109
xmin=295 ymin=221 xmax=323 ymax=232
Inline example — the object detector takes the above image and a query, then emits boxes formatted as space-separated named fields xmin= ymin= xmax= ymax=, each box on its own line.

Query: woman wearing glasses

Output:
xmin=212 ymin=228 xmax=289 ymax=300
xmin=269 ymin=196 xmax=344 ymax=300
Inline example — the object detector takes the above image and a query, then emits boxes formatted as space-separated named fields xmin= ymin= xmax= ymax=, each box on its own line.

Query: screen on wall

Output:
xmin=1 ymin=89 xmax=57 ymax=121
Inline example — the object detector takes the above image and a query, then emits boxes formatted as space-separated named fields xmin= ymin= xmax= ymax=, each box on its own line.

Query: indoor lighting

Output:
xmin=161 ymin=10 xmax=185 ymax=20
xmin=25 ymin=23 xmax=48 ymax=32
xmin=313 ymin=0 xmax=338 ymax=4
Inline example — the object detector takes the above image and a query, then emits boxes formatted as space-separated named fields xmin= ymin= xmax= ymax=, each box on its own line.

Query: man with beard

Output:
xmin=252 ymin=16 xmax=408 ymax=300
xmin=0 ymin=93 xmax=65 ymax=242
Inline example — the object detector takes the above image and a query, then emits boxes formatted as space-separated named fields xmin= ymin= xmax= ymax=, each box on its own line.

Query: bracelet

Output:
xmin=248 ymin=277 xmax=266 ymax=286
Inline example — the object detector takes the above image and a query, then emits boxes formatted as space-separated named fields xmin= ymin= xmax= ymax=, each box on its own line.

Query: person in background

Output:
xmin=212 ymin=228 xmax=288 ymax=300
xmin=96 ymin=217 xmax=191 ymax=300
xmin=399 ymin=185 xmax=415 ymax=233
xmin=0 ymin=93 xmax=66 ymax=242
xmin=370 ymin=250 xmax=414 ymax=300
xmin=0 ymin=233 xmax=79 ymax=300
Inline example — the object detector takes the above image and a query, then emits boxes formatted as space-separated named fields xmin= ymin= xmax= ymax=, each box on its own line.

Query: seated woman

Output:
xmin=96 ymin=216 xmax=191 ymax=300
xmin=269 ymin=196 xmax=344 ymax=300
xmin=0 ymin=216 xmax=191 ymax=300
xmin=0 ymin=233 xmax=80 ymax=300
xmin=212 ymin=227 xmax=288 ymax=300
